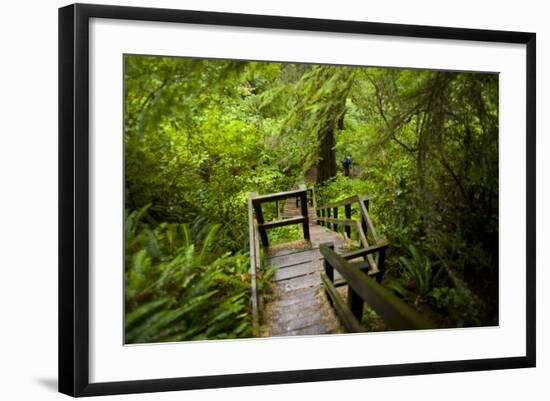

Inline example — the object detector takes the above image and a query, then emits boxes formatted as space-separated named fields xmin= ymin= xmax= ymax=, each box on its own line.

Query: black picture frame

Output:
xmin=59 ymin=3 xmax=536 ymax=397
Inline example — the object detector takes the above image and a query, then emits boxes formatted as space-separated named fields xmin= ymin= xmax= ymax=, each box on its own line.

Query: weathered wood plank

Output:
xmin=271 ymin=291 xmax=320 ymax=311
xmin=273 ymin=322 xmax=329 ymax=337
xmin=266 ymin=249 xmax=317 ymax=268
xmin=271 ymin=303 xmax=324 ymax=328
xmin=275 ymin=273 xmax=321 ymax=292
xmin=274 ymin=261 xmax=319 ymax=281
xmin=267 ymin=246 xmax=313 ymax=258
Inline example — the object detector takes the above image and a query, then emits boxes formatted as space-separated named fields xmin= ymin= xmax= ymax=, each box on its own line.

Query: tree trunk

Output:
xmin=317 ymin=100 xmax=346 ymax=184
xmin=317 ymin=123 xmax=337 ymax=184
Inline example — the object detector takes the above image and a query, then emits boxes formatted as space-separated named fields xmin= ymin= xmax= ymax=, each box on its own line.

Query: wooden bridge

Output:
xmin=248 ymin=185 xmax=434 ymax=337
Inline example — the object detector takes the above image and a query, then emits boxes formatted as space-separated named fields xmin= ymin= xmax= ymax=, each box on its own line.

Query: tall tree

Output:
xmin=281 ymin=66 xmax=355 ymax=183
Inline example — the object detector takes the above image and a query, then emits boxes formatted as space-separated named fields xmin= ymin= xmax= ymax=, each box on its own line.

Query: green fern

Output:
xmin=124 ymin=208 xmax=264 ymax=344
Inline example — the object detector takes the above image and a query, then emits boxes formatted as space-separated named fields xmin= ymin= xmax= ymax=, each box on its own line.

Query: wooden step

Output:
xmin=259 ymin=224 xmax=352 ymax=338
xmin=275 ymin=273 xmax=321 ymax=292
xmin=266 ymin=249 xmax=319 ymax=268
xmin=274 ymin=261 xmax=319 ymax=281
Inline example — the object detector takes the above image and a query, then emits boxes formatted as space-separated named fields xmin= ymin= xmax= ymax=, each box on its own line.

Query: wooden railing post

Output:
xmin=323 ymin=243 xmax=335 ymax=306
xmin=344 ymin=203 xmax=351 ymax=239
xmin=327 ymin=207 xmax=331 ymax=230
xmin=359 ymin=198 xmax=369 ymax=238
xmin=348 ymin=286 xmax=364 ymax=322
xmin=333 ymin=207 xmax=338 ymax=232
xmin=300 ymin=190 xmax=310 ymax=241
xmin=376 ymin=246 xmax=387 ymax=283
xmin=321 ymin=208 xmax=325 ymax=226
xmin=252 ymin=200 xmax=269 ymax=247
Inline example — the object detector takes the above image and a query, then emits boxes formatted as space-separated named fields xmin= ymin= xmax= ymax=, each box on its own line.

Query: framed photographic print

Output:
xmin=58 ymin=3 xmax=536 ymax=397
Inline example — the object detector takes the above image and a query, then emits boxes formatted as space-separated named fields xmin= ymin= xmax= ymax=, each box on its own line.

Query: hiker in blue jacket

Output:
xmin=342 ymin=155 xmax=352 ymax=177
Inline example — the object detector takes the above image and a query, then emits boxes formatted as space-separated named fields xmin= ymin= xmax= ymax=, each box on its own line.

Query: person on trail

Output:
xmin=342 ymin=155 xmax=352 ymax=177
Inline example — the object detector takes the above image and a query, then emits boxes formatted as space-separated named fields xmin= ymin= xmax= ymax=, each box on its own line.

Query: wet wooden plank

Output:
xmin=271 ymin=302 xmax=323 ymax=325
xmin=267 ymin=245 xmax=312 ymax=258
xmin=275 ymin=273 xmax=321 ymax=292
xmin=271 ymin=311 xmax=324 ymax=334
xmin=272 ymin=322 xmax=329 ymax=337
xmin=267 ymin=249 xmax=317 ymax=268
xmin=271 ymin=295 xmax=319 ymax=315
xmin=268 ymin=287 xmax=318 ymax=308
xmin=274 ymin=261 xmax=319 ymax=281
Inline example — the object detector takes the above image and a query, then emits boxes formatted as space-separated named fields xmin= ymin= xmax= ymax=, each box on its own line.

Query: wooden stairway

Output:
xmin=260 ymin=224 xmax=348 ymax=337
xmin=250 ymin=188 xmax=434 ymax=338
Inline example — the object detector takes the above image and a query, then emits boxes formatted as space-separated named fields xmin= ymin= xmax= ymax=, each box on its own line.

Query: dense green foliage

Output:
xmin=124 ymin=54 xmax=499 ymax=340
xmin=124 ymin=206 xmax=273 ymax=343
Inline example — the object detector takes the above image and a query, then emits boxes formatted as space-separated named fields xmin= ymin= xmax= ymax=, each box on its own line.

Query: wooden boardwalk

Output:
xmin=260 ymin=201 xmax=351 ymax=337
xmin=248 ymin=186 xmax=434 ymax=338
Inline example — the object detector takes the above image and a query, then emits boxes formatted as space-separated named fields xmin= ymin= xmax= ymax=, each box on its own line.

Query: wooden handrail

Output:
xmin=320 ymin=243 xmax=435 ymax=331
xmin=251 ymin=186 xmax=310 ymax=247
xmin=251 ymin=188 xmax=306 ymax=204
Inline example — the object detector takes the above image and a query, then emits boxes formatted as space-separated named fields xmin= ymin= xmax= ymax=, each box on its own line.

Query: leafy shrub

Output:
xmin=430 ymin=286 xmax=482 ymax=327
